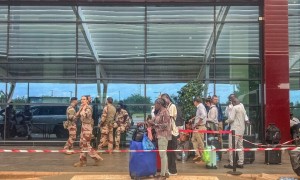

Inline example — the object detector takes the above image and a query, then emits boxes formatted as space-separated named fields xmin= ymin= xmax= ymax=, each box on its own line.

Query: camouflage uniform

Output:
xmin=75 ymin=105 xmax=102 ymax=166
xmin=114 ymin=109 xmax=130 ymax=150
xmin=64 ymin=105 xmax=77 ymax=150
xmin=98 ymin=103 xmax=116 ymax=151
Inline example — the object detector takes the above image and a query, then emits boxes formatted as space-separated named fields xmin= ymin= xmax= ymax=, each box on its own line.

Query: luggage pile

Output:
xmin=265 ymin=123 xmax=282 ymax=165
xmin=129 ymin=127 xmax=157 ymax=179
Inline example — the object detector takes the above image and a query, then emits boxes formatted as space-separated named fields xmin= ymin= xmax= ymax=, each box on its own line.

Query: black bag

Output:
xmin=288 ymin=151 xmax=300 ymax=176
xmin=175 ymin=104 xmax=184 ymax=127
xmin=265 ymin=145 xmax=281 ymax=165
xmin=132 ymin=128 xmax=144 ymax=142
xmin=243 ymin=124 xmax=255 ymax=164
xmin=265 ymin=123 xmax=281 ymax=144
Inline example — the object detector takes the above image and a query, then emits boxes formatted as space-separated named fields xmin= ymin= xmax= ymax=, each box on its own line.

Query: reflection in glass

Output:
xmin=147 ymin=6 xmax=213 ymax=22
xmin=8 ymin=23 xmax=76 ymax=62
xmin=215 ymin=81 xmax=261 ymax=105
xmin=28 ymin=83 xmax=75 ymax=102
xmin=0 ymin=23 xmax=7 ymax=62
xmin=147 ymin=23 xmax=213 ymax=59
xmin=10 ymin=6 xmax=76 ymax=22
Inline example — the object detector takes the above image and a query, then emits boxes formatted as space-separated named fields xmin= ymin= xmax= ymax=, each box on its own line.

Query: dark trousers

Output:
xmin=167 ymin=135 xmax=177 ymax=174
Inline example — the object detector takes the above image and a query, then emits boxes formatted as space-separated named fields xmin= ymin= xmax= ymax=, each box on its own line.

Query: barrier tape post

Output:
xmin=227 ymin=130 xmax=242 ymax=176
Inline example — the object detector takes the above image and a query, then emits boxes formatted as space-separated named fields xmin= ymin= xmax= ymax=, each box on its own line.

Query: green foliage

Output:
xmin=177 ymin=80 xmax=204 ymax=120
xmin=12 ymin=96 xmax=28 ymax=109
xmin=123 ymin=94 xmax=152 ymax=114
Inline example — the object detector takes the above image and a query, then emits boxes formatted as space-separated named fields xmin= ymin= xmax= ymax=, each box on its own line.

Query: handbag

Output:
xmin=142 ymin=134 xmax=156 ymax=150
xmin=63 ymin=121 xmax=69 ymax=129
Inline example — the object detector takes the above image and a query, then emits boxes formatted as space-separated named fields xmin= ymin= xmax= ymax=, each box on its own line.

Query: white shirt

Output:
xmin=290 ymin=117 xmax=300 ymax=127
xmin=227 ymin=103 xmax=246 ymax=135
xmin=167 ymin=103 xmax=177 ymax=121
xmin=225 ymin=103 xmax=249 ymax=122
xmin=194 ymin=103 xmax=207 ymax=127
xmin=207 ymin=105 xmax=218 ymax=124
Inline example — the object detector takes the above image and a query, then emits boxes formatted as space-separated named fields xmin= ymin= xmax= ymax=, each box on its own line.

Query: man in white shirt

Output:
xmin=191 ymin=97 xmax=207 ymax=162
xmin=290 ymin=113 xmax=300 ymax=140
xmin=225 ymin=94 xmax=249 ymax=123
xmin=224 ymin=97 xmax=246 ymax=169
xmin=290 ymin=113 xmax=300 ymax=127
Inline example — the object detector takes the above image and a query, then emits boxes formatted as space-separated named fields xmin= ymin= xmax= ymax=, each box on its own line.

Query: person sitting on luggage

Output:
xmin=290 ymin=113 xmax=300 ymax=140
xmin=176 ymin=132 xmax=190 ymax=161
xmin=189 ymin=97 xmax=207 ymax=163
xmin=224 ymin=97 xmax=246 ymax=169
xmin=147 ymin=98 xmax=171 ymax=180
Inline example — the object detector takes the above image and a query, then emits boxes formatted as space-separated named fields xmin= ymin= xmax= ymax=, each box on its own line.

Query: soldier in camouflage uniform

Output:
xmin=98 ymin=97 xmax=116 ymax=153
xmin=114 ymin=103 xmax=130 ymax=150
xmin=64 ymin=97 xmax=78 ymax=154
xmin=73 ymin=95 xmax=103 ymax=167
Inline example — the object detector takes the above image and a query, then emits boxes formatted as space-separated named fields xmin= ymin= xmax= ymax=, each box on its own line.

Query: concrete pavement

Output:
xmin=0 ymin=146 xmax=298 ymax=180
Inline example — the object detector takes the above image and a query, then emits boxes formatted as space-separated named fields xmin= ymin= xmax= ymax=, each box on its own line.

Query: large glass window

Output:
xmin=289 ymin=0 xmax=300 ymax=114
xmin=0 ymin=2 xmax=261 ymax=143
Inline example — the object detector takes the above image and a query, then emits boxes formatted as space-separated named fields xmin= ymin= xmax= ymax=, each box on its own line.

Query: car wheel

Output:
xmin=54 ymin=125 xmax=68 ymax=138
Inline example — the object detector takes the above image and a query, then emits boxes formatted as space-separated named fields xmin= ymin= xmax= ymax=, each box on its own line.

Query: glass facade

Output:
xmin=289 ymin=0 xmax=300 ymax=117
xmin=0 ymin=1 xmax=262 ymax=142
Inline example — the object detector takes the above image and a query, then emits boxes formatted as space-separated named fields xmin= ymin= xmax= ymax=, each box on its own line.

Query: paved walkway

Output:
xmin=0 ymin=146 xmax=298 ymax=180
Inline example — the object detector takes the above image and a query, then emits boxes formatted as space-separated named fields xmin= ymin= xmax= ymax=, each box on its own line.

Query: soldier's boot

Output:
xmin=93 ymin=158 xmax=103 ymax=166
xmin=73 ymin=161 xmax=87 ymax=167
xmin=97 ymin=147 xmax=102 ymax=155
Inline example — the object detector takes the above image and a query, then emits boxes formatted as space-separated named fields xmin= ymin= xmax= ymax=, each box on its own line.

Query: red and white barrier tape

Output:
xmin=179 ymin=129 xmax=231 ymax=134
xmin=1 ymin=146 xmax=300 ymax=153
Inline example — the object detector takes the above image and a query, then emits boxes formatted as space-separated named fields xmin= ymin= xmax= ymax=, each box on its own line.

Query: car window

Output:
xmin=31 ymin=107 xmax=39 ymax=116
xmin=50 ymin=106 xmax=67 ymax=115
xmin=39 ymin=107 xmax=50 ymax=115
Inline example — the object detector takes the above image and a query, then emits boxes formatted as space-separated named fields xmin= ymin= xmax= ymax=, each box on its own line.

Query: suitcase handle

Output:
xmin=245 ymin=123 xmax=252 ymax=136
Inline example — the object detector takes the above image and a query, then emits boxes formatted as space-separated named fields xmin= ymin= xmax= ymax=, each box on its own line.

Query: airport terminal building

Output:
xmin=0 ymin=0 xmax=299 ymax=143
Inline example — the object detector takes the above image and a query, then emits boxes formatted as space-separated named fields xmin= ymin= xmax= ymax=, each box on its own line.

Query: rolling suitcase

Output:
xmin=265 ymin=145 xmax=281 ymax=165
xmin=210 ymin=139 xmax=222 ymax=161
xmin=204 ymin=133 xmax=217 ymax=169
xmin=243 ymin=124 xmax=255 ymax=164
xmin=129 ymin=140 xmax=157 ymax=179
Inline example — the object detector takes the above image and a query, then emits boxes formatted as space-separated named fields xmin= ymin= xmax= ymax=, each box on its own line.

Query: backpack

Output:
xmin=175 ymin=104 xmax=184 ymax=127
xmin=132 ymin=127 xmax=144 ymax=142
xmin=216 ymin=104 xmax=223 ymax=122
xmin=265 ymin=123 xmax=281 ymax=144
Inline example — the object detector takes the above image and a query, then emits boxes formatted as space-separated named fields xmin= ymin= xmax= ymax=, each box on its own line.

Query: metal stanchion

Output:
xmin=227 ymin=130 xmax=242 ymax=175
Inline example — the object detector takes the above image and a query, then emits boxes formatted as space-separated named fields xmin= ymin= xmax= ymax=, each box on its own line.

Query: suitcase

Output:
xmin=210 ymin=139 xmax=222 ymax=161
xmin=243 ymin=124 xmax=255 ymax=164
xmin=204 ymin=134 xmax=217 ymax=169
xmin=265 ymin=145 xmax=281 ymax=165
xmin=129 ymin=141 xmax=157 ymax=179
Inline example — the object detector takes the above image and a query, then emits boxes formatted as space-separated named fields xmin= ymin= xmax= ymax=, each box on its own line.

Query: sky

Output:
xmin=0 ymin=82 xmax=299 ymax=105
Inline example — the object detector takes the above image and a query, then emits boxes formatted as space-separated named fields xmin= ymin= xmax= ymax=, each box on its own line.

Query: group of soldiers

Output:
xmin=63 ymin=96 xmax=130 ymax=167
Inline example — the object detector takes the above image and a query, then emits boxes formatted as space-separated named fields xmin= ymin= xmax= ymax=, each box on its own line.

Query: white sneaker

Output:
xmin=169 ymin=172 xmax=177 ymax=176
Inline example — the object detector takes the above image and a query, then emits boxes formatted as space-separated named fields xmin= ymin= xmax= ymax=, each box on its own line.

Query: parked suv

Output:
xmin=30 ymin=105 xmax=68 ymax=138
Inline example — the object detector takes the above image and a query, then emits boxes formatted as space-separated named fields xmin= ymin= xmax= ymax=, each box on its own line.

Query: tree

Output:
xmin=177 ymin=80 xmax=205 ymax=120
xmin=123 ymin=94 xmax=152 ymax=114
